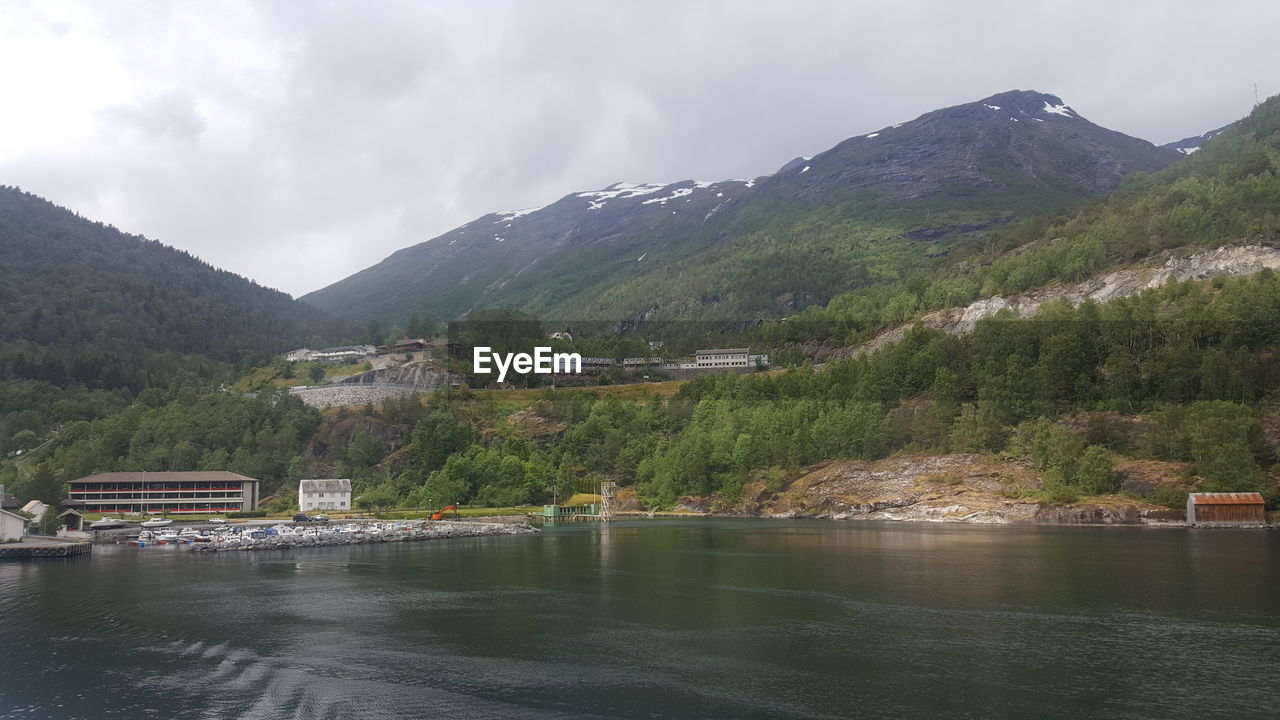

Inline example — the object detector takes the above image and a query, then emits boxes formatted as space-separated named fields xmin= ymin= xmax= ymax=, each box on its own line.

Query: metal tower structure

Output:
xmin=599 ymin=481 xmax=617 ymax=521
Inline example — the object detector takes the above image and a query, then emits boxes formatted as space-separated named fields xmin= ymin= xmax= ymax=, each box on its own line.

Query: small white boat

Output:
xmin=140 ymin=518 xmax=173 ymax=528
xmin=155 ymin=531 xmax=182 ymax=543
xmin=89 ymin=517 xmax=128 ymax=529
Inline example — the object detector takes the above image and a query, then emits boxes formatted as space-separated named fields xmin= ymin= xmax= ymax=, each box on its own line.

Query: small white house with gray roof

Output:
xmin=298 ymin=478 xmax=352 ymax=512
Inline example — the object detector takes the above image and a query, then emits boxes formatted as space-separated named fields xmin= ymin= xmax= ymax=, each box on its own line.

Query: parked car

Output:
xmin=208 ymin=517 xmax=227 ymax=525
xmin=311 ymin=514 xmax=329 ymax=521
xmin=292 ymin=513 xmax=313 ymax=522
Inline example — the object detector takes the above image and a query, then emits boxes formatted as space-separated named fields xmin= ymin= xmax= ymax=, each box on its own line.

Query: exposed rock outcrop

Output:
xmin=678 ymin=453 xmax=1179 ymax=525
xmin=853 ymin=244 xmax=1280 ymax=356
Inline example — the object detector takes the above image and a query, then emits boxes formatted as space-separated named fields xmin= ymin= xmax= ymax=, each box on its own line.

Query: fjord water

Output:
xmin=1 ymin=521 xmax=1277 ymax=719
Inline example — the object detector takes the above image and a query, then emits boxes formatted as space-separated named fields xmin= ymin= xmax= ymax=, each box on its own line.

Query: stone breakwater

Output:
xmin=288 ymin=384 xmax=415 ymax=408
xmin=188 ymin=520 xmax=537 ymax=552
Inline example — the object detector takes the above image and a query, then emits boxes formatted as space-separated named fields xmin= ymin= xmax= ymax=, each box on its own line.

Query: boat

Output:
xmin=155 ymin=531 xmax=182 ymax=543
xmin=140 ymin=518 xmax=173 ymax=528
xmin=89 ymin=517 xmax=128 ymax=529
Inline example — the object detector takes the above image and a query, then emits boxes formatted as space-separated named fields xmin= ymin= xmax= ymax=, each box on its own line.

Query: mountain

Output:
xmin=1161 ymin=123 xmax=1235 ymax=155
xmin=0 ymin=186 xmax=347 ymax=390
xmin=303 ymin=90 xmax=1181 ymax=326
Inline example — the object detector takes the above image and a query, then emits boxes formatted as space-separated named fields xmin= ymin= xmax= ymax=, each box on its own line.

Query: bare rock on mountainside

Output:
xmin=851 ymin=244 xmax=1280 ymax=357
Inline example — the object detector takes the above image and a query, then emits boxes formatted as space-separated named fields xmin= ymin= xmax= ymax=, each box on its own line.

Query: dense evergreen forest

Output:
xmin=0 ymin=186 xmax=351 ymax=455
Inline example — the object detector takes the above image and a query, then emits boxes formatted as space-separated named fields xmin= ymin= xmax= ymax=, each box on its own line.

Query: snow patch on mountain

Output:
xmin=1043 ymin=101 xmax=1074 ymax=118
xmin=494 ymin=206 xmax=544 ymax=223
xmin=642 ymin=186 xmax=696 ymax=205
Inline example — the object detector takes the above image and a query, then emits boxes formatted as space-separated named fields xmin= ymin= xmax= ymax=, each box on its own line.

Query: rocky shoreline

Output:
xmin=187 ymin=519 xmax=538 ymax=552
xmin=655 ymin=453 xmax=1215 ymax=527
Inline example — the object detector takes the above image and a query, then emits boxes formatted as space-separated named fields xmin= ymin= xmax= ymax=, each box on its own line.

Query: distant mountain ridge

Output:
xmin=302 ymin=90 xmax=1183 ymax=325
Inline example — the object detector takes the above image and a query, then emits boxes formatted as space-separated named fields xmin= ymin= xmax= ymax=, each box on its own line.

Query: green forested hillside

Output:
xmin=0 ymin=186 xmax=350 ymax=456
xmin=0 ymin=187 xmax=346 ymax=377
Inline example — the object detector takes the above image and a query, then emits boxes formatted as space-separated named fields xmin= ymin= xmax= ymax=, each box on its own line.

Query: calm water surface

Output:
xmin=1 ymin=520 xmax=1277 ymax=719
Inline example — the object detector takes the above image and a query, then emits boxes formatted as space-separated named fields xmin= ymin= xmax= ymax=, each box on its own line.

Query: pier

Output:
xmin=0 ymin=536 xmax=93 ymax=560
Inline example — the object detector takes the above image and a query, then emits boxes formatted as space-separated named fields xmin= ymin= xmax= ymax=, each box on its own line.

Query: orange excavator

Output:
xmin=431 ymin=504 xmax=459 ymax=521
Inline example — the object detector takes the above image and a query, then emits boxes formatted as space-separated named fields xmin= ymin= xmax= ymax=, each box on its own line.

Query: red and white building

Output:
xmin=68 ymin=471 xmax=261 ymax=515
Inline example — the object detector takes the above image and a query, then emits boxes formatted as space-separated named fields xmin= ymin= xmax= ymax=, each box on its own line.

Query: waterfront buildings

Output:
xmin=298 ymin=478 xmax=352 ymax=512
xmin=67 ymin=471 xmax=261 ymax=514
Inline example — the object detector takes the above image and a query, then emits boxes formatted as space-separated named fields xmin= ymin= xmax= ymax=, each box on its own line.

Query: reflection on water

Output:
xmin=1 ymin=521 xmax=1277 ymax=719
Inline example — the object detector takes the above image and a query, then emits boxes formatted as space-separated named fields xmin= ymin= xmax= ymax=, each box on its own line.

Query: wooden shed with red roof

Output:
xmin=1186 ymin=492 xmax=1265 ymax=525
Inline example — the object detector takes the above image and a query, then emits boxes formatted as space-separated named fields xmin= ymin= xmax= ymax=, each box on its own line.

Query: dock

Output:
xmin=0 ymin=536 xmax=93 ymax=560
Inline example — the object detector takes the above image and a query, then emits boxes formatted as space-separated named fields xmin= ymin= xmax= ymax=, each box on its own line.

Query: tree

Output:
xmin=1074 ymin=445 xmax=1119 ymax=494
xmin=356 ymin=484 xmax=399 ymax=514
xmin=308 ymin=364 xmax=325 ymax=383
xmin=401 ymin=412 xmax=476 ymax=484
xmin=347 ymin=428 xmax=383 ymax=468
xmin=27 ymin=463 xmax=63 ymax=506
xmin=39 ymin=504 xmax=62 ymax=535
xmin=949 ymin=403 xmax=1008 ymax=453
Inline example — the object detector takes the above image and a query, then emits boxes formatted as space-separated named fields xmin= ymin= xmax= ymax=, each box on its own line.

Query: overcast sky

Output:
xmin=1 ymin=1 xmax=1276 ymax=297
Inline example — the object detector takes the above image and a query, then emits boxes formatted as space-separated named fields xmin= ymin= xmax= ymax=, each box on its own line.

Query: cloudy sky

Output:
xmin=1 ymin=1 xmax=1276 ymax=297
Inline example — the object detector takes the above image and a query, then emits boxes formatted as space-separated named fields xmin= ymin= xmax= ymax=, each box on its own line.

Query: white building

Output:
xmin=695 ymin=348 xmax=751 ymax=368
xmin=20 ymin=499 xmax=48 ymax=521
xmin=299 ymin=478 xmax=352 ymax=512
xmin=1 ymin=508 xmax=30 ymax=542
xmin=313 ymin=345 xmax=378 ymax=362
xmin=284 ymin=348 xmax=317 ymax=362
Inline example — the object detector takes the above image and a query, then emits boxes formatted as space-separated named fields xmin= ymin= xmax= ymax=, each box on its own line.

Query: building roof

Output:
xmin=1 ymin=493 xmax=18 ymax=510
xmin=1188 ymin=492 xmax=1265 ymax=504
xmin=299 ymin=478 xmax=352 ymax=493
xmin=21 ymin=500 xmax=47 ymax=513
xmin=70 ymin=471 xmax=260 ymax=485
xmin=0 ymin=508 xmax=31 ymax=523
xmin=696 ymin=348 xmax=749 ymax=355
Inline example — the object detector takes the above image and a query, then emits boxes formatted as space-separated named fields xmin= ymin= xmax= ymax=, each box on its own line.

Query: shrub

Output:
xmin=228 ymin=510 xmax=267 ymax=518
